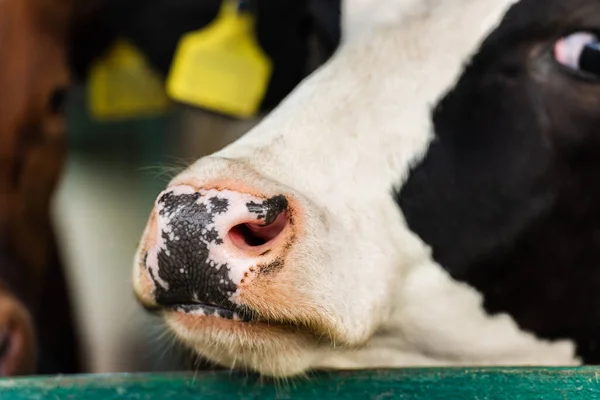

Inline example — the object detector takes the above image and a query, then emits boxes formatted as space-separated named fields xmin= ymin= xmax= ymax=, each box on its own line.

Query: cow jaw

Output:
xmin=131 ymin=0 xmax=578 ymax=378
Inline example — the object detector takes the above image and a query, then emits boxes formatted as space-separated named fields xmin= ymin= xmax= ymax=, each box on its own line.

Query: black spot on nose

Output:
xmin=150 ymin=191 xmax=237 ymax=308
xmin=247 ymin=194 xmax=288 ymax=224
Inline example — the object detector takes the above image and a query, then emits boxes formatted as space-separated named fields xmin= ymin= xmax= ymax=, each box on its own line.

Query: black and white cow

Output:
xmin=133 ymin=0 xmax=600 ymax=377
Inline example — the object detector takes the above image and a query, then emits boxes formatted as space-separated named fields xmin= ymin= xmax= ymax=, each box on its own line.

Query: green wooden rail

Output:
xmin=2 ymin=368 xmax=600 ymax=399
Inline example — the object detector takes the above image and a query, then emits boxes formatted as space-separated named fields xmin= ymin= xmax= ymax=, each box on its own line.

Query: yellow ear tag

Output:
xmin=88 ymin=40 xmax=170 ymax=121
xmin=166 ymin=0 xmax=272 ymax=118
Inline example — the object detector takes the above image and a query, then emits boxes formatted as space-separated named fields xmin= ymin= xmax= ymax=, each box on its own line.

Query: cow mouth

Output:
xmin=0 ymin=327 xmax=21 ymax=376
xmin=162 ymin=302 xmax=307 ymax=333
xmin=168 ymin=303 xmax=253 ymax=322
xmin=140 ymin=296 xmax=309 ymax=332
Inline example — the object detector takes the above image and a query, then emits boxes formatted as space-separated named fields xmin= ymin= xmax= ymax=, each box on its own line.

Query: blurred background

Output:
xmin=50 ymin=0 xmax=341 ymax=373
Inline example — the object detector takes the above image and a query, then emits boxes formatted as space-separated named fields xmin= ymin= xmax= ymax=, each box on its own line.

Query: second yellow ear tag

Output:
xmin=88 ymin=40 xmax=170 ymax=121
xmin=166 ymin=0 xmax=272 ymax=118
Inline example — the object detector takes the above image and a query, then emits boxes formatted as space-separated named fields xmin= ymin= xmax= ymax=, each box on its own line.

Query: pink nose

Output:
xmin=142 ymin=185 xmax=291 ymax=314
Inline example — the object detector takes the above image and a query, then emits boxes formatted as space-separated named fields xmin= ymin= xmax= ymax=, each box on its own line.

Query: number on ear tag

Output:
xmin=88 ymin=40 xmax=170 ymax=121
xmin=166 ymin=0 xmax=272 ymax=118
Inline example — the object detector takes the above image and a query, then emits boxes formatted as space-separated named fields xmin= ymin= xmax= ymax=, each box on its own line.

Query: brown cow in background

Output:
xmin=0 ymin=0 xmax=83 ymax=376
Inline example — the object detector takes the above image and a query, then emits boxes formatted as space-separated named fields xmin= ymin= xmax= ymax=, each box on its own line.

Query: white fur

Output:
xmin=135 ymin=0 xmax=579 ymax=377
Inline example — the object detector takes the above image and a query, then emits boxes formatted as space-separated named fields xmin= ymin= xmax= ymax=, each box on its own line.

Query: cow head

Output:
xmin=134 ymin=0 xmax=600 ymax=377
xmin=0 ymin=0 xmax=76 ymax=376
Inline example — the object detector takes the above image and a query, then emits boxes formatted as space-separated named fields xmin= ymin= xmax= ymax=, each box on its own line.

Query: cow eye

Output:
xmin=554 ymin=32 xmax=600 ymax=77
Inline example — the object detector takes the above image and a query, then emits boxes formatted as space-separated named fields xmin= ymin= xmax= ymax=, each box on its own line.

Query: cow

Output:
xmin=0 ymin=0 xmax=87 ymax=376
xmin=133 ymin=0 xmax=600 ymax=378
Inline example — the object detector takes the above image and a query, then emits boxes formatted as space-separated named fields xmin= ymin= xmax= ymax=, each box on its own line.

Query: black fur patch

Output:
xmin=396 ymin=0 xmax=600 ymax=362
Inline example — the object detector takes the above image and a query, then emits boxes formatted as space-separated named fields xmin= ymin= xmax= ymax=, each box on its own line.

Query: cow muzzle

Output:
xmin=135 ymin=184 xmax=296 ymax=321
xmin=0 ymin=288 xmax=35 ymax=376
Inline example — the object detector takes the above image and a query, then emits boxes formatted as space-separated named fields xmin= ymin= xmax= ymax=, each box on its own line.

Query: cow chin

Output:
xmin=163 ymin=311 xmax=324 ymax=377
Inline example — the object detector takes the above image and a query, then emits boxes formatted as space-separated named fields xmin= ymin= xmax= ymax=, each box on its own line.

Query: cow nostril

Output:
xmin=230 ymin=224 xmax=269 ymax=247
xmin=228 ymin=212 xmax=288 ymax=250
